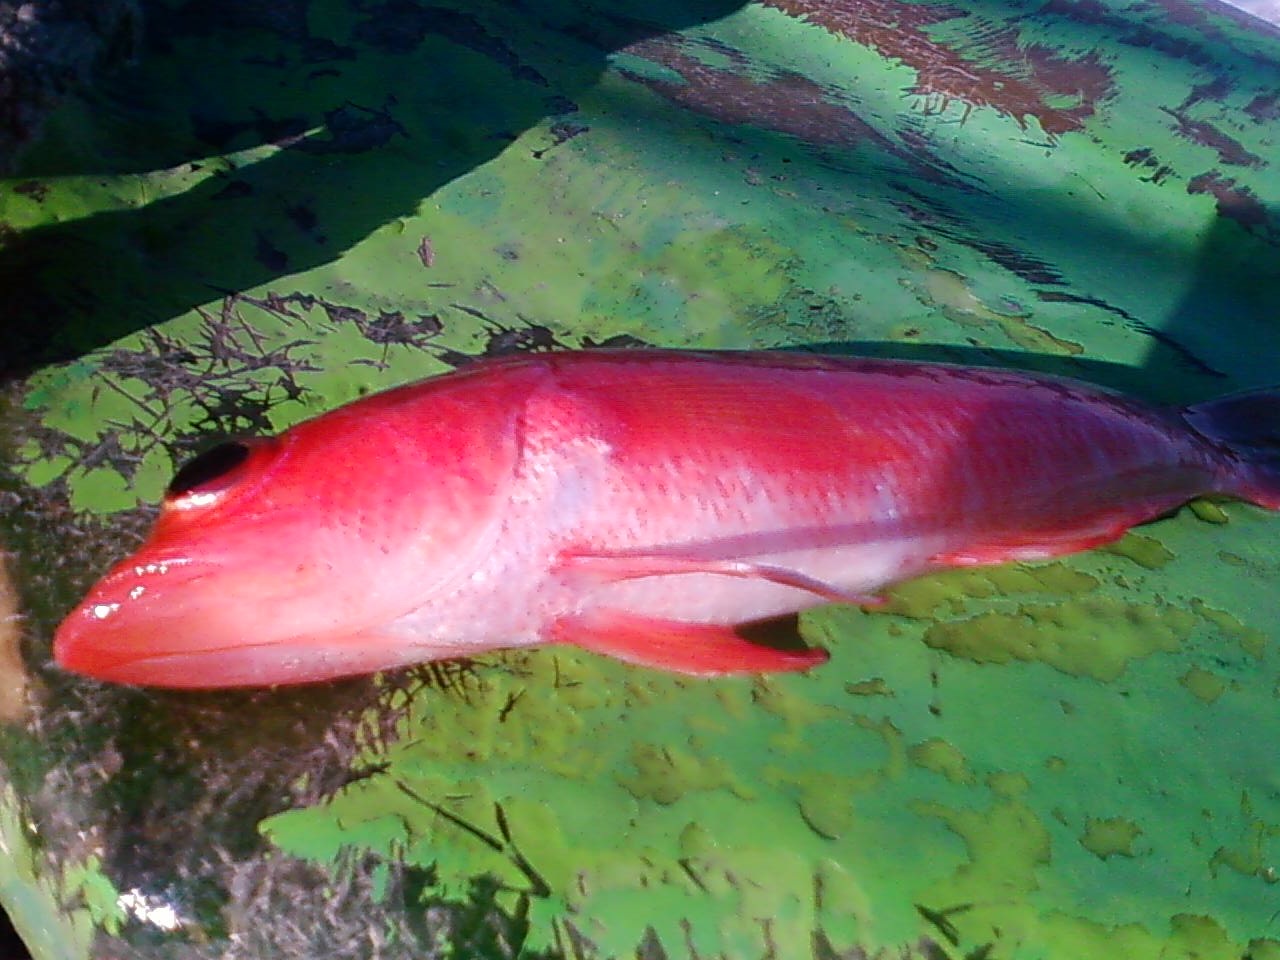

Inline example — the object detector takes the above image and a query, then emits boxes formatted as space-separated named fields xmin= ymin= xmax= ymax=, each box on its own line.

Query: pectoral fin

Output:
xmin=550 ymin=609 xmax=829 ymax=676
xmin=930 ymin=525 xmax=1131 ymax=566
xmin=557 ymin=549 xmax=884 ymax=607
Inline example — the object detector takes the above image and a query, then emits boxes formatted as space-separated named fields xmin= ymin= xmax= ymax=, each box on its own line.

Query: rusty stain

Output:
xmin=1145 ymin=0 xmax=1280 ymax=38
xmin=1180 ymin=75 xmax=1233 ymax=109
xmin=1145 ymin=0 xmax=1211 ymax=28
xmin=1039 ymin=0 xmax=1215 ymax=67
xmin=1245 ymin=92 xmax=1280 ymax=123
xmin=1186 ymin=171 xmax=1269 ymax=231
xmin=1161 ymin=107 xmax=1263 ymax=167
xmin=762 ymin=0 xmax=1115 ymax=135
xmin=621 ymin=37 xmax=899 ymax=153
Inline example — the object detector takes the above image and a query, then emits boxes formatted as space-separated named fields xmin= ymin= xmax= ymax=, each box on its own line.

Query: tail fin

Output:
xmin=1182 ymin=388 xmax=1280 ymax=510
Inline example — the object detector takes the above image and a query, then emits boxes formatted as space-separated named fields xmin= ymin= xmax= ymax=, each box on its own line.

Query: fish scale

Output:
xmin=53 ymin=349 xmax=1280 ymax=687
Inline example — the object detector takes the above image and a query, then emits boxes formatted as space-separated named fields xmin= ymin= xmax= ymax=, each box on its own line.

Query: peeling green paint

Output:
xmin=922 ymin=597 xmax=1198 ymax=681
xmin=1180 ymin=665 xmax=1228 ymax=703
xmin=909 ymin=738 xmax=975 ymax=786
xmin=1079 ymin=816 xmax=1143 ymax=860
xmin=1190 ymin=500 xmax=1232 ymax=524
xmin=1102 ymin=533 xmax=1175 ymax=570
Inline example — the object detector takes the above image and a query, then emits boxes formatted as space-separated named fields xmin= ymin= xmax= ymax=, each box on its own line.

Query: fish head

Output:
xmin=54 ymin=384 xmax=524 ymax=688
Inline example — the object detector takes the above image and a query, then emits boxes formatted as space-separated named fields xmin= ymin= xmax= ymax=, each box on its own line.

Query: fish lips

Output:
xmin=54 ymin=553 xmax=234 ymax=681
xmin=52 ymin=552 xmax=400 ymax=688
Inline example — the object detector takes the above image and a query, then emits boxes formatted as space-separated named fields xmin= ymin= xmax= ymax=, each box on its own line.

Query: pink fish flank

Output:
xmin=54 ymin=350 xmax=1280 ymax=688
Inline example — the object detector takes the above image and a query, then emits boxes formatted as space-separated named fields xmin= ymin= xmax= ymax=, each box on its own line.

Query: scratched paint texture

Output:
xmin=0 ymin=0 xmax=1278 ymax=957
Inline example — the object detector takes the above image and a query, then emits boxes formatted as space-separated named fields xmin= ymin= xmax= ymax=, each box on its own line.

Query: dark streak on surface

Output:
xmin=894 ymin=184 xmax=1068 ymax=286
xmin=1034 ymin=291 xmax=1227 ymax=377
xmin=1160 ymin=107 xmax=1263 ymax=167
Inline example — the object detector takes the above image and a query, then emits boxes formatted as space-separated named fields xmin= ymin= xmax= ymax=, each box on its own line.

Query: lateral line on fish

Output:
xmin=556 ymin=549 xmax=886 ymax=607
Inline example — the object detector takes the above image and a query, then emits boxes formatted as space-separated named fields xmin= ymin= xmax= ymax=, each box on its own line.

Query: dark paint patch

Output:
xmin=253 ymin=231 xmax=289 ymax=272
xmin=428 ymin=313 xmax=565 ymax=368
xmin=352 ymin=1 xmax=549 ymax=87
xmin=1186 ymin=171 xmax=1269 ymax=231
xmin=621 ymin=36 xmax=971 ymax=190
xmin=234 ymin=291 xmax=447 ymax=356
xmin=1123 ymin=147 xmax=1176 ymax=185
xmin=1020 ymin=43 xmax=1115 ymax=133
xmin=1040 ymin=0 xmax=1211 ymax=66
xmin=1245 ymin=92 xmax=1280 ymax=123
xmin=1144 ymin=0 xmax=1209 ymax=28
xmin=531 ymin=120 xmax=589 ymax=159
xmin=286 ymin=202 xmax=318 ymax=234
xmin=362 ymin=310 xmax=445 ymax=347
xmin=482 ymin=320 xmax=563 ymax=357
xmin=581 ymin=333 xmax=653 ymax=349
xmin=1161 ymin=107 xmax=1263 ymax=167
xmin=297 ymin=102 xmax=407 ymax=155
xmin=1126 ymin=147 xmax=1172 ymax=185
xmin=12 ymin=180 xmax=48 ymax=201
xmin=622 ymin=37 xmax=898 ymax=153
xmin=36 ymin=301 xmax=320 ymax=480
xmin=1181 ymin=75 xmax=1233 ymax=109
xmin=764 ymin=0 xmax=1115 ymax=135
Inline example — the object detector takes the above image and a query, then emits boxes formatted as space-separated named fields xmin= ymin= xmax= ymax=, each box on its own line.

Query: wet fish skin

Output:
xmin=53 ymin=350 xmax=1280 ymax=688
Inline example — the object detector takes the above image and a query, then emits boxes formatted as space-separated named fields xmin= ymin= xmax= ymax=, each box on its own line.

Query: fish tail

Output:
xmin=1182 ymin=388 xmax=1280 ymax=510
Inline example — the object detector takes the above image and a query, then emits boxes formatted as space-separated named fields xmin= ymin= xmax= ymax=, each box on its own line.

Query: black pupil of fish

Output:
xmin=167 ymin=442 xmax=252 ymax=497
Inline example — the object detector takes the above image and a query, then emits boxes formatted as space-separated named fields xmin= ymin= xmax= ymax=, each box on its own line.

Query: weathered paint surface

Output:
xmin=1 ymin=0 xmax=1279 ymax=957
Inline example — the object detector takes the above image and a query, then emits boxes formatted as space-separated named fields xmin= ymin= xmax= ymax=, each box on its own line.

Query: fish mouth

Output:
xmin=53 ymin=553 xmax=232 ymax=680
xmin=57 ymin=642 xmax=328 ymax=689
xmin=53 ymin=554 xmax=403 ymax=688
xmin=56 ymin=627 xmax=400 ymax=690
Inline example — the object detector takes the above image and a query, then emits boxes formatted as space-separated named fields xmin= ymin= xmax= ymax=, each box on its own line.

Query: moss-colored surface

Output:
xmin=1 ymin=0 xmax=1279 ymax=957
xmin=1080 ymin=816 xmax=1143 ymax=860
xmin=1181 ymin=665 xmax=1229 ymax=703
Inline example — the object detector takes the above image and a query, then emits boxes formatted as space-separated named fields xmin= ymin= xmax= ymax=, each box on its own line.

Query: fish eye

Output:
xmin=167 ymin=442 xmax=253 ymax=499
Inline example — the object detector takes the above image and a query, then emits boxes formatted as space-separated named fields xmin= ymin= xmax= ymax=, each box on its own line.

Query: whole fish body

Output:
xmin=54 ymin=350 xmax=1280 ymax=688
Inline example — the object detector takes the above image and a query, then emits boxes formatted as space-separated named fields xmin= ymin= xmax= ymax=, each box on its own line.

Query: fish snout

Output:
xmin=53 ymin=554 xmax=217 ymax=682
xmin=52 ymin=549 xmax=411 ymax=688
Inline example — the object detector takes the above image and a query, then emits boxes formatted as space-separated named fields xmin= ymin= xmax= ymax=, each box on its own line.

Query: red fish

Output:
xmin=53 ymin=350 xmax=1280 ymax=688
